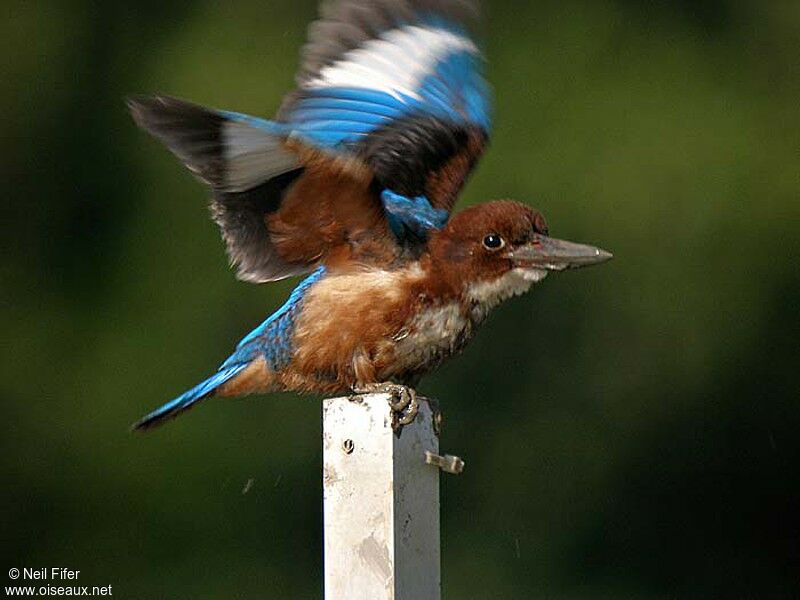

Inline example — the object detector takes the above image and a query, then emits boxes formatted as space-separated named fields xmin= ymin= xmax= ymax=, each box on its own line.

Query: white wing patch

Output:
xmin=304 ymin=25 xmax=479 ymax=101
xmin=222 ymin=121 xmax=300 ymax=192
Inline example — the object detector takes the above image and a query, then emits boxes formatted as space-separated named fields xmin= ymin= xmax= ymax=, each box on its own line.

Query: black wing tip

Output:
xmin=125 ymin=93 xmax=169 ymax=117
xmin=125 ymin=94 xmax=207 ymax=128
xmin=125 ymin=93 xmax=189 ymax=109
xmin=126 ymin=94 xmax=171 ymax=133
xmin=129 ymin=403 xmax=191 ymax=433
xmin=318 ymin=0 xmax=481 ymax=23
xmin=125 ymin=93 xmax=227 ymax=185
xmin=129 ymin=408 xmax=173 ymax=433
xmin=129 ymin=414 xmax=162 ymax=433
xmin=129 ymin=418 xmax=156 ymax=433
xmin=126 ymin=94 xmax=155 ymax=128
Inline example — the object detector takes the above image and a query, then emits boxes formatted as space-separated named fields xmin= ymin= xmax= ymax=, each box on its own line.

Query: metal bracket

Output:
xmin=425 ymin=450 xmax=465 ymax=475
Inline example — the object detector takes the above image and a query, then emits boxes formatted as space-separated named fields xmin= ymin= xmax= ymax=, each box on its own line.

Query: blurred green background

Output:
xmin=2 ymin=0 xmax=799 ymax=597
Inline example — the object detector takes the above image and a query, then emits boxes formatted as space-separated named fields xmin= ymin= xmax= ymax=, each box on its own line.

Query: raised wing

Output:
xmin=129 ymin=0 xmax=491 ymax=284
xmin=280 ymin=0 xmax=491 ymax=212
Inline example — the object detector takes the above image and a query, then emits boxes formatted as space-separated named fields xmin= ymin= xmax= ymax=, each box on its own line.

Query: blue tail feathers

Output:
xmin=132 ymin=267 xmax=327 ymax=432
xmin=131 ymin=364 xmax=248 ymax=431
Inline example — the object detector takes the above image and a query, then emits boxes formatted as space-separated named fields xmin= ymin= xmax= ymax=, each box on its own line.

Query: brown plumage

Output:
xmin=218 ymin=201 xmax=606 ymax=396
xmin=128 ymin=0 xmax=612 ymax=431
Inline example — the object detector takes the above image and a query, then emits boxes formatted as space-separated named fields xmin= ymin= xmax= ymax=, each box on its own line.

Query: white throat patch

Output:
xmin=465 ymin=268 xmax=548 ymax=319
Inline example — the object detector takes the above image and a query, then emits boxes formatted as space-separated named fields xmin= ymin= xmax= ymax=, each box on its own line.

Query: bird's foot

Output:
xmin=352 ymin=382 xmax=419 ymax=431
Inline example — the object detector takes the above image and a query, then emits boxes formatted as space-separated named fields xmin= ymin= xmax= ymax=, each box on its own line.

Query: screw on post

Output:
xmin=341 ymin=439 xmax=355 ymax=454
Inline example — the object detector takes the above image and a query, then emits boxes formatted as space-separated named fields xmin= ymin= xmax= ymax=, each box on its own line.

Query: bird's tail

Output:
xmin=132 ymin=364 xmax=248 ymax=432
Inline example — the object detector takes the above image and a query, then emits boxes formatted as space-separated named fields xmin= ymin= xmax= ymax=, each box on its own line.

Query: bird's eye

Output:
xmin=482 ymin=234 xmax=505 ymax=250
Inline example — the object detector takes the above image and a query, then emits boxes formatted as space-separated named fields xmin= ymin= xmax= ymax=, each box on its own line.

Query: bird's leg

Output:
xmin=352 ymin=382 xmax=419 ymax=429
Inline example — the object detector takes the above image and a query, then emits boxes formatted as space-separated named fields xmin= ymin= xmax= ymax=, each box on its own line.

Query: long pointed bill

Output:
xmin=506 ymin=234 xmax=613 ymax=271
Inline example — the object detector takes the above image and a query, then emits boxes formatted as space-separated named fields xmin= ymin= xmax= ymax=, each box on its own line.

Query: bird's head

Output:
xmin=428 ymin=200 xmax=612 ymax=312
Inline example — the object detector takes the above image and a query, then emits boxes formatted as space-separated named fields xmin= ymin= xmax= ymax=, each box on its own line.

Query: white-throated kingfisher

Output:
xmin=129 ymin=0 xmax=612 ymax=431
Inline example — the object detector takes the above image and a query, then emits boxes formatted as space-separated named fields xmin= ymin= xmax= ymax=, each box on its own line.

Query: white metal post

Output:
xmin=323 ymin=392 xmax=456 ymax=600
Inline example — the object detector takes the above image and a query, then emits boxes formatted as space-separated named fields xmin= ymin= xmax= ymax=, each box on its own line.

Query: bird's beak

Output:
xmin=506 ymin=234 xmax=613 ymax=271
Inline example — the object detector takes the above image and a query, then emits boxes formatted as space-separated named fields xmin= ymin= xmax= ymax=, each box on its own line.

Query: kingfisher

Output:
xmin=129 ymin=0 xmax=611 ymax=431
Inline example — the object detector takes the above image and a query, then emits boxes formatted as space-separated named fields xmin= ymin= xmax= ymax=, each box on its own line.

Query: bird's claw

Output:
xmin=393 ymin=387 xmax=419 ymax=427
xmin=352 ymin=383 xmax=419 ymax=432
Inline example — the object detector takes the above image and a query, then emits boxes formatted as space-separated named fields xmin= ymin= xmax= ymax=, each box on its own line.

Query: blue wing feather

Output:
xmin=281 ymin=20 xmax=492 ymax=151
xmin=133 ymin=267 xmax=326 ymax=430
xmin=287 ymin=109 xmax=394 ymax=126
xmin=218 ymin=110 xmax=286 ymax=134
xmin=381 ymin=190 xmax=449 ymax=240
xmin=289 ymin=97 xmax=404 ymax=119
xmin=132 ymin=364 xmax=248 ymax=430
xmin=222 ymin=266 xmax=326 ymax=371
xmin=132 ymin=11 xmax=491 ymax=286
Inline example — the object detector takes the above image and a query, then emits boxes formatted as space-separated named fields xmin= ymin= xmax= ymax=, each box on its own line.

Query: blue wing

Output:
xmin=281 ymin=1 xmax=490 ymax=138
xmin=129 ymin=1 xmax=491 ymax=284
xmin=278 ymin=0 xmax=492 ymax=213
xmin=381 ymin=190 xmax=449 ymax=240
xmin=282 ymin=53 xmax=490 ymax=150
xmin=220 ymin=266 xmax=326 ymax=371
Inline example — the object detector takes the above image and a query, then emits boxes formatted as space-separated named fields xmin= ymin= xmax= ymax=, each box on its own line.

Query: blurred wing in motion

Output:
xmin=129 ymin=96 xmax=311 ymax=282
xmin=281 ymin=0 xmax=492 ymax=212
xmin=129 ymin=0 xmax=491 ymax=283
